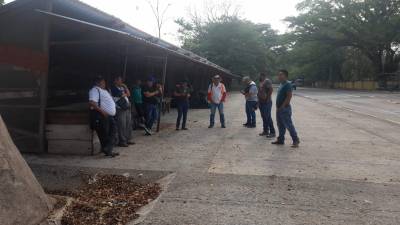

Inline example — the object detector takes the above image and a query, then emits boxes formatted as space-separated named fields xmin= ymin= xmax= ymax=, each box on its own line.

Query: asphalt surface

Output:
xmin=25 ymin=88 xmax=400 ymax=225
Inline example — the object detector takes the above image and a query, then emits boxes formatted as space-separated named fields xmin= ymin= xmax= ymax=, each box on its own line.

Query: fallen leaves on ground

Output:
xmin=50 ymin=174 xmax=161 ymax=225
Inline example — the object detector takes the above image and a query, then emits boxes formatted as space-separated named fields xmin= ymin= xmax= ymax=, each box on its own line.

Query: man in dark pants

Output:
xmin=174 ymin=80 xmax=191 ymax=130
xmin=272 ymin=70 xmax=300 ymax=148
xmin=142 ymin=76 xmax=162 ymax=135
xmin=258 ymin=72 xmax=276 ymax=138
xmin=89 ymin=76 xmax=119 ymax=157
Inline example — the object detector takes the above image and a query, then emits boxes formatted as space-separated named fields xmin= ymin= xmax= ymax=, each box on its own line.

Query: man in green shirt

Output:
xmin=131 ymin=79 xmax=144 ymax=120
xmin=272 ymin=69 xmax=300 ymax=148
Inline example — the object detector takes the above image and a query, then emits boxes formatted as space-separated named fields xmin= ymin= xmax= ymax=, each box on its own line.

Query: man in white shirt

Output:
xmin=207 ymin=75 xmax=227 ymax=128
xmin=89 ymin=76 xmax=119 ymax=157
xmin=241 ymin=76 xmax=258 ymax=128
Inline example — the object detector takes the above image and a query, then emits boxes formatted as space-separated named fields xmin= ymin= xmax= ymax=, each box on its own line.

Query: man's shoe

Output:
xmin=182 ymin=127 xmax=188 ymax=130
xmin=118 ymin=143 xmax=129 ymax=147
xmin=266 ymin=133 xmax=276 ymax=138
xmin=176 ymin=127 xmax=180 ymax=131
xmin=259 ymin=131 xmax=268 ymax=136
xmin=243 ymin=123 xmax=250 ymax=127
xmin=128 ymin=141 xmax=136 ymax=145
xmin=271 ymin=140 xmax=284 ymax=145
xmin=291 ymin=140 xmax=300 ymax=148
xmin=144 ymin=127 xmax=152 ymax=135
xmin=105 ymin=152 xmax=119 ymax=157
xmin=221 ymin=125 xmax=226 ymax=128
xmin=208 ymin=125 xmax=214 ymax=128
xmin=247 ymin=125 xmax=256 ymax=128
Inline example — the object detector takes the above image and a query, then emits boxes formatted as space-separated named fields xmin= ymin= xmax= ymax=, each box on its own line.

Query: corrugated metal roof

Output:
xmin=0 ymin=0 xmax=237 ymax=77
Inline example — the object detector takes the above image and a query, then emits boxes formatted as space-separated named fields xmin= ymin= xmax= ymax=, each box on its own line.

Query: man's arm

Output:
xmin=122 ymin=84 xmax=131 ymax=97
xmin=220 ymin=84 xmax=227 ymax=102
xmin=143 ymin=90 xmax=159 ymax=97
xmin=278 ymin=91 xmax=292 ymax=111
xmin=89 ymin=101 xmax=107 ymax=117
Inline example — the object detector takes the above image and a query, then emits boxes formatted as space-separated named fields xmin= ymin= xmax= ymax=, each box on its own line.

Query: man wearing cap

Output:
xmin=174 ymin=80 xmax=191 ymax=130
xmin=89 ymin=76 xmax=119 ymax=157
xmin=241 ymin=76 xmax=258 ymax=128
xmin=207 ymin=75 xmax=227 ymax=128
xmin=142 ymin=76 xmax=162 ymax=134
xmin=258 ymin=72 xmax=276 ymax=138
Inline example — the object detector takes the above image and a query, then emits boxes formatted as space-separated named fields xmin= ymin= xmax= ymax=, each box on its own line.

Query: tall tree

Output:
xmin=177 ymin=15 xmax=280 ymax=77
xmin=286 ymin=0 xmax=400 ymax=79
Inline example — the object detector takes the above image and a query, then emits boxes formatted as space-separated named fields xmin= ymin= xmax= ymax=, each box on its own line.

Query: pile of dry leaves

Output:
xmin=51 ymin=174 xmax=161 ymax=225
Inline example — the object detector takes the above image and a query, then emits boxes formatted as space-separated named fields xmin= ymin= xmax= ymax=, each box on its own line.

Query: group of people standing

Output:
xmin=89 ymin=75 xmax=163 ymax=157
xmin=88 ymin=70 xmax=299 ymax=158
xmin=241 ymin=70 xmax=300 ymax=148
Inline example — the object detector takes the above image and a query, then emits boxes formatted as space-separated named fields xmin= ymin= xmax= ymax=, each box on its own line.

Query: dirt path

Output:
xmin=25 ymin=91 xmax=400 ymax=225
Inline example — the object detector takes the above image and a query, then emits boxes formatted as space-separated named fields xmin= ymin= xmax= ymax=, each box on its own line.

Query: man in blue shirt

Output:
xmin=272 ymin=70 xmax=300 ymax=148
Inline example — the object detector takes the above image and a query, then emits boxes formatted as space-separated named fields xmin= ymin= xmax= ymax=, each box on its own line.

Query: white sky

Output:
xmin=5 ymin=0 xmax=302 ymax=45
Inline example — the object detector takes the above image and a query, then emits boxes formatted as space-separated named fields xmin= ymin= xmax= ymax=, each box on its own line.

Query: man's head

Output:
xmin=212 ymin=75 xmax=221 ymax=85
xmin=135 ymin=79 xmax=142 ymax=86
xmin=146 ymin=76 xmax=155 ymax=87
xmin=242 ymin=76 xmax=252 ymax=85
xmin=114 ymin=76 xmax=123 ymax=85
xmin=259 ymin=72 xmax=267 ymax=82
xmin=94 ymin=76 xmax=106 ymax=89
xmin=278 ymin=69 xmax=289 ymax=82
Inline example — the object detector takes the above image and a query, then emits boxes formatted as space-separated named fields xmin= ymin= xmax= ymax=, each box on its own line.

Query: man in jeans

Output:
xmin=272 ymin=70 xmax=300 ymax=148
xmin=111 ymin=76 xmax=134 ymax=147
xmin=142 ymin=76 xmax=162 ymax=134
xmin=241 ymin=76 xmax=258 ymax=128
xmin=258 ymin=72 xmax=276 ymax=138
xmin=174 ymin=80 xmax=191 ymax=130
xmin=89 ymin=76 xmax=119 ymax=157
xmin=207 ymin=75 xmax=227 ymax=128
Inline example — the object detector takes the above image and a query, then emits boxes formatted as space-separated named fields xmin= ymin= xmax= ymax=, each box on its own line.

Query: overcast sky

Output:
xmin=6 ymin=0 xmax=302 ymax=45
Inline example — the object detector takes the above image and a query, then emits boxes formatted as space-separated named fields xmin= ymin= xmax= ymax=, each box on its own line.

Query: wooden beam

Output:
xmin=50 ymin=40 xmax=120 ymax=46
xmin=156 ymin=55 xmax=168 ymax=132
xmin=38 ymin=0 xmax=53 ymax=153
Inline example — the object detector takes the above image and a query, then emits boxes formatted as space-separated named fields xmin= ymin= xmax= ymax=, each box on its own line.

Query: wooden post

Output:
xmin=122 ymin=44 xmax=129 ymax=79
xmin=38 ymin=0 xmax=52 ymax=153
xmin=156 ymin=55 xmax=168 ymax=132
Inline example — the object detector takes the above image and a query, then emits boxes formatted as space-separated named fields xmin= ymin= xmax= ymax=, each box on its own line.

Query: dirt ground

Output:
xmin=25 ymin=89 xmax=400 ymax=225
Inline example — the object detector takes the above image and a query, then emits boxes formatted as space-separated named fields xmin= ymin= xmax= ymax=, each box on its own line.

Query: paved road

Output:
xmin=25 ymin=89 xmax=400 ymax=225
xmin=294 ymin=88 xmax=400 ymax=125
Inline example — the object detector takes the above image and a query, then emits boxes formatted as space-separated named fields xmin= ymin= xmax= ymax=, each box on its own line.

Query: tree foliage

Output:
xmin=176 ymin=6 xmax=281 ymax=78
xmin=285 ymin=0 xmax=400 ymax=81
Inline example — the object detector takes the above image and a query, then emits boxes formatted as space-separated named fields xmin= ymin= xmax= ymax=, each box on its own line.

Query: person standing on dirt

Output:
xmin=142 ymin=76 xmax=162 ymax=134
xmin=241 ymin=76 xmax=258 ymax=128
xmin=258 ymin=72 xmax=276 ymax=138
xmin=89 ymin=76 xmax=119 ymax=157
xmin=272 ymin=69 xmax=300 ymax=148
xmin=207 ymin=75 xmax=227 ymax=128
xmin=174 ymin=80 xmax=191 ymax=130
xmin=111 ymin=76 xmax=134 ymax=147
